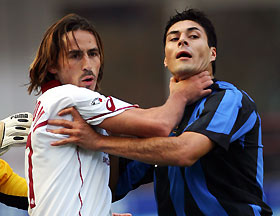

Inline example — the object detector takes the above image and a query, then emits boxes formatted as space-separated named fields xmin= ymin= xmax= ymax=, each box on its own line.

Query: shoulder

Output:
xmin=213 ymin=80 xmax=242 ymax=96
xmin=209 ymin=80 xmax=244 ymax=104
xmin=37 ymin=85 xmax=103 ymax=117
xmin=40 ymin=84 xmax=101 ymax=103
xmin=43 ymin=84 xmax=100 ymax=96
xmin=206 ymin=80 xmax=257 ymax=112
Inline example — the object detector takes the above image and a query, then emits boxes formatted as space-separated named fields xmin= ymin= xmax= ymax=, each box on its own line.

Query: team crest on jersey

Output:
xmin=91 ymin=97 xmax=102 ymax=106
xmin=102 ymin=153 xmax=110 ymax=166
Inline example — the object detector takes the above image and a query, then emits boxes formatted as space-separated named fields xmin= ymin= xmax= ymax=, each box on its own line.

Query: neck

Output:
xmin=41 ymin=80 xmax=62 ymax=93
xmin=175 ymin=67 xmax=214 ymax=81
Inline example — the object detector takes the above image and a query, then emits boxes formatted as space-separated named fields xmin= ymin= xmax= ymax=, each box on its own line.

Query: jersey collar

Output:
xmin=41 ymin=80 xmax=62 ymax=94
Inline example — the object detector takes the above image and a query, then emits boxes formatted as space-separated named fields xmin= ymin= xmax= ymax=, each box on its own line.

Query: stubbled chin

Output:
xmin=79 ymin=83 xmax=95 ymax=90
xmin=84 ymin=84 xmax=95 ymax=90
xmin=86 ymin=85 xmax=94 ymax=90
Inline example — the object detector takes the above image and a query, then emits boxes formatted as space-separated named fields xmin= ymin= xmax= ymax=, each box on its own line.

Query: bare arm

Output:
xmin=87 ymin=131 xmax=214 ymax=166
xmin=100 ymin=73 xmax=212 ymax=137
xmin=49 ymin=71 xmax=213 ymax=138
xmin=51 ymin=110 xmax=215 ymax=166
xmin=100 ymin=71 xmax=212 ymax=137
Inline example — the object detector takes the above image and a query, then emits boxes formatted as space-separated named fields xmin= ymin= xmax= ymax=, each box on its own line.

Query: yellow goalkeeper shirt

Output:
xmin=0 ymin=159 xmax=28 ymax=210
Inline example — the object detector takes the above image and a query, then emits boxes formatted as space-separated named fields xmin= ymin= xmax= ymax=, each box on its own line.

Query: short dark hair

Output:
xmin=163 ymin=9 xmax=217 ymax=73
xmin=28 ymin=13 xmax=104 ymax=94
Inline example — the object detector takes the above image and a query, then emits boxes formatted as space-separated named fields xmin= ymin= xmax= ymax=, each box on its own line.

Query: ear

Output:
xmin=210 ymin=47 xmax=217 ymax=62
xmin=48 ymin=66 xmax=58 ymax=75
xmin=164 ymin=57 xmax=168 ymax=68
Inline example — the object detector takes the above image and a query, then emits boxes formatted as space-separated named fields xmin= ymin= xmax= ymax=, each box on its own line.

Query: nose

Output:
xmin=178 ymin=37 xmax=188 ymax=47
xmin=81 ymin=54 xmax=92 ymax=71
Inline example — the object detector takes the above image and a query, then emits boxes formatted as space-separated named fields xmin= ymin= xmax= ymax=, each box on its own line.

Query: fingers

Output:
xmin=191 ymin=71 xmax=213 ymax=88
xmin=47 ymin=127 xmax=74 ymax=136
xmin=197 ymin=70 xmax=210 ymax=78
xmin=200 ymin=89 xmax=212 ymax=98
xmin=48 ymin=119 xmax=73 ymax=128
xmin=170 ymin=76 xmax=177 ymax=83
xmin=201 ymin=78 xmax=213 ymax=88
xmin=3 ymin=112 xmax=33 ymax=127
xmin=57 ymin=107 xmax=73 ymax=116
xmin=58 ymin=107 xmax=81 ymax=120
xmin=205 ymin=79 xmax=214 ymax=86
xmin=5 ymin=126 xmax=30 ymax=136
xmin=2 ymin=136 xmax=27 ymax=148
xmin=5 ymin=117 xmax=32 ymax=128
xmin=51 ymin=138 xmax=74 ymax=146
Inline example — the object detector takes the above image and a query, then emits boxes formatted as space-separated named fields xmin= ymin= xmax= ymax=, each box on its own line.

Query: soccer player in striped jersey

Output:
xmin=25 ymin=13 xmax=212 ymax=216
xmin=51 ymin=9 xmax=272 ymax=215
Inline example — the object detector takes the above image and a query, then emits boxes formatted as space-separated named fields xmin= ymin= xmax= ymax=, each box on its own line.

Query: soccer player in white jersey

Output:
xmin=25 ymin=13 xmax=212 ymax=216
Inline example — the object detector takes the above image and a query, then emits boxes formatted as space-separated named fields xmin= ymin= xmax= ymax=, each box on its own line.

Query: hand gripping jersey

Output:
xmin=25 ymin=83 xmax=137 ymax=216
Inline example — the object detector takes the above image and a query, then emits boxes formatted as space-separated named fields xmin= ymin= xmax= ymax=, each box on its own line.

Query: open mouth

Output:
xmin=82 ymin=75 xmax=94 ymax=82
xmin=176 ymin=51 xmax=192 ymax=59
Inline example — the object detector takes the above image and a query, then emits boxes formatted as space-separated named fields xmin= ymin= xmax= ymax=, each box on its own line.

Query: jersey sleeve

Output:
xmin=186 ymin=88 xmax=244 ymax=150
xmin=42 ymin=84 xmax=138 ymax=126
xmin=115 ymin=158 xmax=154 ymax=201
xmin=74 ymin=93 xmax=138 ymax=126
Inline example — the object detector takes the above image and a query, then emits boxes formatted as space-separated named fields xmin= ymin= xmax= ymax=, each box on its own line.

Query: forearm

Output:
xmin=99 ymin=97 xmax=186 ymax=138
xmin=96 ymin=134 xmax=182 ymax=166
xmin=143 ymin=93 xmax=187 ymax=135
xmin=104 ymin=92 xmax=187 ymax=138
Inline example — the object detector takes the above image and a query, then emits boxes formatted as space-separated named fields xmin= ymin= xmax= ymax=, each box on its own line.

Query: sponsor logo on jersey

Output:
xmin=91 ymin=97 xmax=103 ymax=106
xmin=11 ymin=113 xmax=29 ymax=119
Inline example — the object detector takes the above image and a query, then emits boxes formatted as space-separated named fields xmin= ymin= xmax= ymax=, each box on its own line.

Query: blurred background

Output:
xmin=0 ymin=0 xmax=279 ymax=215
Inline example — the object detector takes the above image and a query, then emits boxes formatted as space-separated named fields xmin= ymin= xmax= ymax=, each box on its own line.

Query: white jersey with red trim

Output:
xmin=25 ymin=84 xmax=137 ymax=216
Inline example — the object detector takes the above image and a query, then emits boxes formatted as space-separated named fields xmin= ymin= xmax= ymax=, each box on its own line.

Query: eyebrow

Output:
xmin=68 ymin=47 xmax=99 ymax=53
xmin=88 ymin=48 xmax=100 ymax=53
xmin=166 ymin=26 xmax=202 ymax=37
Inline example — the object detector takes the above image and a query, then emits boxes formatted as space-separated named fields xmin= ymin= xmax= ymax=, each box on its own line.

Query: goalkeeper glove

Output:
xmin=0 ymin=112 xmax=33 ymax=155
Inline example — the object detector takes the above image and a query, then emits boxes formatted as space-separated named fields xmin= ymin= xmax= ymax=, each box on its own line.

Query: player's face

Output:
xmin=164 ymin=20 xmax=216 ymax=80
xmin=50 ymin=30 xmax=100 ymax=91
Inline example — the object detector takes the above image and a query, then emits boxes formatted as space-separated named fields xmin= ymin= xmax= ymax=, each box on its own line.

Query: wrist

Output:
xmin=169 ymin=91 xmax=188 ymax=105
xmin=93 ymin=132 xmax=105 ymax=151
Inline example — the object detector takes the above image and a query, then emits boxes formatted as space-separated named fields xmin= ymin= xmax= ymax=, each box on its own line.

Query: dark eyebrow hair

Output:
xmin=67 ymin=47 xmax=100 ymax=53
xmin=166 ymin=26 xmax=202 ymax=37
xmin=166 ymin=30 xmax=179 ymax=37
xmin=187 ymin=27 xmax=201 ymax=32
xmin=68 ymin=49 xmax=82 ymax=53
xmin=88 ymin=48 xmax=100 ymax=53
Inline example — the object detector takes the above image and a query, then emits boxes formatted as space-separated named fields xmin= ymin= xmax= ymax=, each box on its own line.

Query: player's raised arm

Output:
xmin=99 ymin=71 xmax=212 ymax=137
xmin=48 ymin=71 xmax=212 ymax=144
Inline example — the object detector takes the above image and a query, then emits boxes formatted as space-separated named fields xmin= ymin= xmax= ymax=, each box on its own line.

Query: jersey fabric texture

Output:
xmin=116 ymin=80 xmax=272 ymax=216
xmin=25 ymin=80 xmax=137 ymax=216
xmin=0 ymin=159 xmax=28 ymax=210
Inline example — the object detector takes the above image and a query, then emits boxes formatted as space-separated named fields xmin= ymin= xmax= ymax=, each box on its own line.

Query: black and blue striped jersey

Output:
xmin=116 ymin=80 xmax=272 ymax=216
